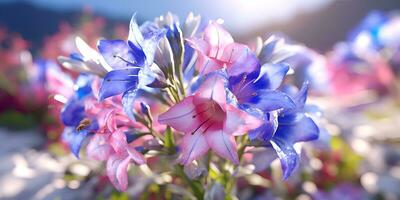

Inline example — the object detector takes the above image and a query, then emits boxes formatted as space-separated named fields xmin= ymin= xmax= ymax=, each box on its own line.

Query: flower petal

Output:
xmin=248 ymin=90 xmax=296 ymax=112
xmin=223 ymin=104 xmax=262 ymax=136
xmin=122 ymin=88 xmax=139 ymax=120
xmin=87 ymin=134 xmax=115 ymax=161
xmin=110 ymin=130 xmax=128 ymax=153
xmin=248 ymin=112 xmax=278 ymax=141
xmin=221 ymin=43 xmax=260 ymax=77
xmin=158 ymin=96 xmax=199 ymax=133
xmin=204 ymin=21 xmax=234 ymax=58
xmin=205 ymin=129 xmax=239 ymax=164
xmin=186 ymin=38 xmax=210 ymax=55
xmin=195 ymin=54 xmax=224 ymax=75
xmin=270 ymin=138 xmax=299 ymax=179
xmin=138 ymin=24 xmax=166 ymax=65
xmin=62 ymin=128 xmax=90 ymax=158
xmin=276 ymin=115 xmax=319 ymax=143
xmin=179 ymin=132 xmax=209 ymax=165
xmin=99 ymin=68 xmax=140 ymax=100
xmin=61 ymin=96 xmax=85 ymax=126
xmin=106 ymin=153 xmax=131 ymax=191
xmin=98 ymin=39 xmax=145 ymax=69
xmin=128 ymin=14 xmax=145 ymax=49
xmin=196 ymin=74 xmax=226 ymax=105
xmin=127 ymin=146 xmax=146 ymax=165
xmin=256 ymin=63 xmax=290 ymax=90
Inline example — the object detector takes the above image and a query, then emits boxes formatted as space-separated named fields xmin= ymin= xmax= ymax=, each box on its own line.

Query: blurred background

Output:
xmin=1 ymin=0 xmax=400 ymax=199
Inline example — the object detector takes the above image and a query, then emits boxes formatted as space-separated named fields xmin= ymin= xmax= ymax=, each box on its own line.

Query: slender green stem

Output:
xmin=175 ymin=165 xmax=204 ymax=200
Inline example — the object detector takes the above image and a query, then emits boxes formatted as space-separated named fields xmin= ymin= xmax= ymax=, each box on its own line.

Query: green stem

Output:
xmin=175 ymin=165 xmax=204 ymax=200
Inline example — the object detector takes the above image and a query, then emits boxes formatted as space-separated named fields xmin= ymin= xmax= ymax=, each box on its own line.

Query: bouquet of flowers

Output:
xmin=52 ymin=13 xmax=321 ymax=198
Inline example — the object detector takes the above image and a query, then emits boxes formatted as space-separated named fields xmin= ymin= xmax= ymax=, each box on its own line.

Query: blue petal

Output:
xmin=256 ymin=63 xmax=289 ymax=90
xmin=165 ymin=23 xmax=183 ymax=57
xmin=270 ymin=137 xmax=299 ymax=179
xmin=292 ymin=82 xmax=309 ymax=109
xmin=228 ymin=70 xmax=260 ymax=104
xmin=226 ymin=46 xmax=260 ymax=77
xmin=183 ymin=43 xmax=196 ymax=81
xmin=248 ymin=90 xmax=296 ymax=112
xmin=138 ymin=28 xmax=166 ymax=65
xmin=128 ymin=14 xmax=145 ymax=48
xmin=61 ymin=97 xmax=85 ymax=126
xmin=62 ymin=128 xmax=91 ymax=158
xmin=258 ymin=38 xmax=280 ymax=64
xmin=275 ymin=115 xmax=319 ymax=143
xmin=248 ymin=112 xmax=277 ymax=141
xmin=138 ymin=65 xmax=167 ymax=88
xmin=74 ymin=74 xmax=93 ymax=100
xmin=98 ymin=39 xmax=145 ymax=69
xmin=99 ymin=68 xmax=140 ymax=100
xmin=128 ymin=15 xmax=165 ymax=65
xmin=348 ymin=11 xmax=388 ymax=48
xmin=122 ymin=88 xmax=139 ymax=120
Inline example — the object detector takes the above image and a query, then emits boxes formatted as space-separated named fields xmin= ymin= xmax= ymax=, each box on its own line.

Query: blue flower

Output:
xmin=250 ymin=82 xmax=319 ymax=179
xmin=60 ymin=74 xmax=99 ymax=158
xmin=97 ymin=15 xmax=165 ymax=119
xmin=348 ymin=11 xmax=388 ymax=50
xmin=98 ymin=15 xmax=165 ymax=99
xmin=228 ymin=62 xmax=296 ymax=112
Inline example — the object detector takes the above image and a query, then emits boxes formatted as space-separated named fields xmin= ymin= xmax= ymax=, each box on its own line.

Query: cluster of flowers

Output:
xmin=51 ymin=13 xmax=320 ymax=192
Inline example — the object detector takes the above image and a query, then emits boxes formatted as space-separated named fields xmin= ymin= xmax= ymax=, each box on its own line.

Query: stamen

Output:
xmin=113 ymin=54 xmax=135 ymax=66
xmin=191 ymin=118 xmax=212 ymax=135
xmin=192 ymin=106 xmax=212 ymax=118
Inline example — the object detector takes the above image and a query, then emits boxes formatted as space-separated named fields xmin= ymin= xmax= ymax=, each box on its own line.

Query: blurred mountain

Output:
xmin=0 ymin=2 xmax=76 ymax=49
xmin=0 ymin=2 xmax=127 ymax=51
xmin=1 ymin=0 xmax=400 ymax=52
xmin=241 ymin=0 xmax=400 ymax=52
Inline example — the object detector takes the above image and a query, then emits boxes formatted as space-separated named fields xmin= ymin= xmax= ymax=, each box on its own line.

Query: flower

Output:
xmin=96 ymin=15 xmax=166 ymax=119
xmin=59 ymin=74 xmax=99 ymax=158
xmin=158 ymin=74 xmax=262 ymax=164
xmin=225 ymin=36 xmax=320 ymax=178
xmin=270 ymin=83 xmax=319 ymax=178
xmin=86 ymin=110 xmax=145 ymax=191
xmin=97 ymin=15 xmax=165 ymax=100
xmin=187 ymin=21 xmax=259 ymax=75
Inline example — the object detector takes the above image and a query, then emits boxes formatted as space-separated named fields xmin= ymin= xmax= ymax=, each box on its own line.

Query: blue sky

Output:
xmin=2 ymin=0 xmax=333 ymax=35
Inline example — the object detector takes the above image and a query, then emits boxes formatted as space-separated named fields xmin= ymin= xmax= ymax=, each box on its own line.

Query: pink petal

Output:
xmin=223 ymin=105 xmax=263 ymax=136
xmin=127 ymin=146 xmax=146 ymax=165
xmin=158 ymin=96 xmax=199 ymax=133
xmin=186 ymin=38 xmax=210 ymax=55
xmin=205 ymin=130 xmax=239 ymax=164
xmin=106 ymin=154 xmax=131 ymax=191
xmin=86 ymin=134 xmax=115 ymax=161
xmin=196 ymin=75 xmax=226 ymax=105
xmin=195 ymin=54 xmax=225 ymax=75
xmin=204 ymin=21 xmax=234 ymax=59
xmin=110 ymin=130 xmax=128 ymax=153
xmin=179 ymin=132 xmax=209 ymax=165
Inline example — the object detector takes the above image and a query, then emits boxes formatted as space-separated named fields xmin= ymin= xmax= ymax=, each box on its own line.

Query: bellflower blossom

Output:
xmin=52 ymin=12 xmax=322 ymax=195
xmin=159 ymin=74 xmax=262 ymax=164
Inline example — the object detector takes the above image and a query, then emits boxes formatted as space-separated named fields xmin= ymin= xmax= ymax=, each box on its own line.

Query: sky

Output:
xmin=1 ymin=0 xmax=333 ymax=36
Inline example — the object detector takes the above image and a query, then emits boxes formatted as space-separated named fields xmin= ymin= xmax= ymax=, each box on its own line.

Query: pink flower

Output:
xmin=158 ymin=75 xmax=262 ymax=165
xmin=187 ymin=21 xmax=258 ymax=75
xmin=86 ymin=111 xmax=145 ymax=191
